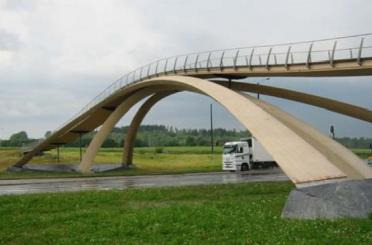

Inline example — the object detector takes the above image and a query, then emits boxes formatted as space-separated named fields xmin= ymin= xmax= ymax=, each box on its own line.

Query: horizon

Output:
xmin=1 ymin=123 xmax=371 ymax=141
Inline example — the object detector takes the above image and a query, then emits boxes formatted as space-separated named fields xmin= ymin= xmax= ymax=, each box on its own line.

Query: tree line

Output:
xmin=0 ymin=125 xmax=250 ymax=148
xmin=1 ymin=125 xmax=371 ymax=149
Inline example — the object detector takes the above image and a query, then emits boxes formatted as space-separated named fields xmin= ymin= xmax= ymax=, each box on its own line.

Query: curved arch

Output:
xmin=123 ymin=80 xmax=372 ymax=166
xmin=15 ymin=78 xmax=371 ymax=168
xmin=15 ymin=75 xmax=372 ymax=186
xmin=237 ymin=92 xmax=368 ymax=180
xmin=122 ymin=91 xmax=177 ymax=166
xmin=77 ymin=75 xmax=371 ymax=184
xmin=122 ymin=83 xmax=371 ymax=180
xmin=213 ymin=80 xmax=372 ymax=123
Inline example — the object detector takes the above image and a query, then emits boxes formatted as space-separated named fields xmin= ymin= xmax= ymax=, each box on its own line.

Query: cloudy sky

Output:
xmin=0 ymin=0 xmax=371 ymax=139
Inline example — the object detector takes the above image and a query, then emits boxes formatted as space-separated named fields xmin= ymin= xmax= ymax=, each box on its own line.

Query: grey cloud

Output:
xmin=3 ymin=0 xmax=36 ymax=11
xmin=0 ymin=29 xmax=22 ymax=50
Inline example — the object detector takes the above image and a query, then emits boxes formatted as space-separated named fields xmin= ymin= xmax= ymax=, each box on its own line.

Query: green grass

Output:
xmin=0 ymin=146 xmax=370 ymax=180
xmin=0 ymin=147 xmax=221 ymax=179
xmin=352 ymin=148 xmax=372 ymax=159
xmin=0 ymin=182 xmax=372 ymax=244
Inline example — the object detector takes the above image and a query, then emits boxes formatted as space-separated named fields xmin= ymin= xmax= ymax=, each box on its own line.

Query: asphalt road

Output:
xmin=0 ymin=169 xmax=288 ymax=196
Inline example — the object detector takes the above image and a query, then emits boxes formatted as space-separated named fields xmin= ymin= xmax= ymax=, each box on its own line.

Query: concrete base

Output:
xmin=7 ymin=164 xmax=134 ymax=173
xmin=282 ymin=178 xmax=372 ymax=219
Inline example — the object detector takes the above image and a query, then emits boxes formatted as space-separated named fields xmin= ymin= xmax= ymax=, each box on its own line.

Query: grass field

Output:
xmin=0 ymin=181 xmax=372 ymax=244
xmin=352 ymin=148 xmax=372 ymax=159
xmin=0 ymin=147 xmax=222 ymax=179
xmin=0 ymin=146 xmax=370 ymax=179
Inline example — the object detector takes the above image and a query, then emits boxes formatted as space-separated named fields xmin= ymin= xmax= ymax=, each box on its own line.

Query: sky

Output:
xmin=0 ymin=0 xmax=371 ymax=139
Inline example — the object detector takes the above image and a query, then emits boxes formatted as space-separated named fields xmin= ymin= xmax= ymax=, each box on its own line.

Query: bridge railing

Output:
xmin=35 ymin=33 xmax=372 ymax=150
xmin=83 ymin=33 xmax=372 ymax=113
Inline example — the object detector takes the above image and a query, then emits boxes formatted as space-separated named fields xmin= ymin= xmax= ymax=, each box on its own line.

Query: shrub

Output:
xmin=154 ymin=147 xmax=164 ymax=154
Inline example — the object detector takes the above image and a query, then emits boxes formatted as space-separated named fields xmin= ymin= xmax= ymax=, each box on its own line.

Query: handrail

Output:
xmin=26 ymin=33 xmax=372 ymax=151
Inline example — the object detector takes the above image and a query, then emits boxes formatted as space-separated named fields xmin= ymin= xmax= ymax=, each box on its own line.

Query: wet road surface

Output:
xmin=0 ymin=169 xmax=288 ymax=196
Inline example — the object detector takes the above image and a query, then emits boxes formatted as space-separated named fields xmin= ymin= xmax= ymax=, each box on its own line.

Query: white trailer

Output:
xmin=222 ymin=137 xmax=276 ymax=171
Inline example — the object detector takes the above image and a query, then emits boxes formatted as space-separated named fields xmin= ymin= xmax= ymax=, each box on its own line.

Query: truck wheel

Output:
xmin=241 ymin=163 xmax=249 ymax=171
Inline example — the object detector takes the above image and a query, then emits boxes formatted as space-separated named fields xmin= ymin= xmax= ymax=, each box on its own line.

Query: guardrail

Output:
xmin=26 ymin=33 xmax=372 ymax=151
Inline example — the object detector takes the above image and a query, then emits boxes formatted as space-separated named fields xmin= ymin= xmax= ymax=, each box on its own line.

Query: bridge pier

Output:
xmin=282 ymin=178 xmax=372 ymax=219
xmin=57 ymin=145 xmax=59 ymax=163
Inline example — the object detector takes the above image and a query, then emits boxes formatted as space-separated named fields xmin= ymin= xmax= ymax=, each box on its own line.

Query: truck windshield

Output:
xmin=223 ymin=145 xmax=237 ymax=154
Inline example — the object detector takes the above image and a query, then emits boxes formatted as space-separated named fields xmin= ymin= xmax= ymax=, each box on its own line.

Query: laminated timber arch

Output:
xmin=122 ymin=79 xmax=372 ymax=166
xmin=14 ymin=76 xmax=372 ymax=183
xmin=122 ymin=88 xmax=371 ymax=180
xmin=77 ymin=75 xmax=372 ymax=185
xmin=213 ymin=80 xmax=372 ymax=123
xmin=122 ymin=91 xmax=177 ymax=166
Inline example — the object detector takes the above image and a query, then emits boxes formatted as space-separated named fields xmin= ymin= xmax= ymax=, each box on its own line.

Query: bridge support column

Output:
xmin=282 ymin=179 xmax=372 ymax=219
xmin=79 ymin=133 xmax=83 ymax=162
xmin=57 ymin=145 xmax=60 ymax=163
xmin=78 ymin=87 xmax=171 ymax=173
xmin=122 ymin=91 xmax=176 ymax=166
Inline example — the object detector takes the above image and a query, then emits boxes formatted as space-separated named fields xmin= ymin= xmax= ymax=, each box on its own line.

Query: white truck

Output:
xmin=222 ymin=137 xmax=277 ymax=171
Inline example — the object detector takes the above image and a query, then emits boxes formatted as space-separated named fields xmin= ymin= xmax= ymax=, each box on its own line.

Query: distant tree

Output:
xmin=134 ymin=138 xmax=148 ymax=147
xmin=102 ymin=138 xmax=117 ymax=148
xmin=9 ymin=131 xmax=29 ymax=146
xmin=0 ymin=139 xmax=9 ymax=147
xmin=45 ymin=131 xmax=52 ymax=138
xmin=5 ymin=126 xmax=371 ymax=149
xmin=185 ymin=136 xmax=196 ymax=146
xmin=336 ymin=137 xmax=372 ymax=149
xmin=196 ymin=136 xmax=208 ymax=146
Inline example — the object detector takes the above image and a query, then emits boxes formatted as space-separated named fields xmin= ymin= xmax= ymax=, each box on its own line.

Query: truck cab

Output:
xmin=222 ymin=141 xmax=250 ymax=171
